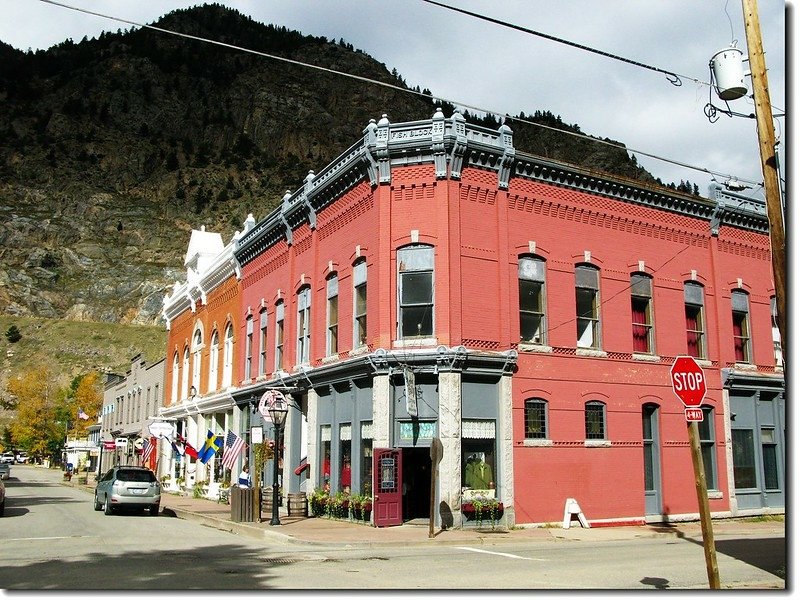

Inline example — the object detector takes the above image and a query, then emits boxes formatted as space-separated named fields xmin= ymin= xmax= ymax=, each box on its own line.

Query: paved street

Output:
xmin=0 ymin=465 xmax=786 ymax=590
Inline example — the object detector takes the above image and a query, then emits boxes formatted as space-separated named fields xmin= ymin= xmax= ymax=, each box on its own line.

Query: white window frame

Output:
xmin=327 ymin=275 xmax=339 ymax=356
xmin=353 ymin=260 xmax=368 ymax=348
xmin=222 ymin=323 xmax=234 ymax=388
xmin=397 ymin=244 xmax=434 ymax=339
xmin=297 ymin=287 xmax=311 ymax=365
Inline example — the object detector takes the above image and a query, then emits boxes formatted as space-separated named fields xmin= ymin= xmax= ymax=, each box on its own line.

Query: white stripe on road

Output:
xmin=456 ymin=546 xmax=547 ymax=561
xmin=5 ymin=536 xmax=98 ymax=542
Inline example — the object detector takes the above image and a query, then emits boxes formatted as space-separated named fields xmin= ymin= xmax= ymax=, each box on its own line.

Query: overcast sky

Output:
xmin=0 ymin=0 xmax=789 ymax=195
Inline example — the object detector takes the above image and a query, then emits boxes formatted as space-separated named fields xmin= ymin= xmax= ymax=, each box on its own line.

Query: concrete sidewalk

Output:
xmin=156 ymin=489 xmax=786 ymax=549
xmin=61 ymin=475 xmax=784 ymax=548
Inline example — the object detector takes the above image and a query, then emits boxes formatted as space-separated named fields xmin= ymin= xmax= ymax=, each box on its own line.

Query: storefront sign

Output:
xmin=399 ymin=421 xmax=436 ymax=440
xmin=251 ymin=425 xmax=263 ymax=444
xmin=148 ymin=421 xmax=175 ymax=439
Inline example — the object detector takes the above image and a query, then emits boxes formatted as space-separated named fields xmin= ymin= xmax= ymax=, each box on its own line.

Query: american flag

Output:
xmin=142 ymin=436 xmax=157 ymax=468
xmin=77 ymin=408 xmax=89 ymax=420
xmin=221 ymin=430 xmax=245 ymax=470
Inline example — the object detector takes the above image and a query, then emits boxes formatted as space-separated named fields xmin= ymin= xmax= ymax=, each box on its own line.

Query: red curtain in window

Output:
xmin=632 ymin=305 xmax=648 ymax=352
xmin=686 ymin=310 xmax=699 ymax=357
xmin=733 ymin=317 xmax=745 ymax=361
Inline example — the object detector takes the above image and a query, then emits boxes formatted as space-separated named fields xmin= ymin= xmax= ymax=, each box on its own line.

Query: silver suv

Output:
xmin=94 ymin=466 xmax=161 ymax=516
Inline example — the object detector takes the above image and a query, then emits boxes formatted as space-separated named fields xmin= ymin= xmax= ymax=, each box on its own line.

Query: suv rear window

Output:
xmin=117 ymin=469 xmax=156 ymax=483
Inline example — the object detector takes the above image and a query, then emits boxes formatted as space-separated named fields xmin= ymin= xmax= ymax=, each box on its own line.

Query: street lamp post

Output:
xmin=267 ymin=399 xmax=288 ymax=526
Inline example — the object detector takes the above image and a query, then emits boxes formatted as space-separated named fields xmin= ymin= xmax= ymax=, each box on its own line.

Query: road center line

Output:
xmin=5 ymin=536 xmax=98 ymax=542
xmin=456 ymin=546 xmax=546 ymax=561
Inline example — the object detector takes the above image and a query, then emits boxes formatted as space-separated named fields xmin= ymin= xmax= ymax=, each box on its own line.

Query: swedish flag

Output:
xmin=198 ymin=430 xmax=223 ymax=464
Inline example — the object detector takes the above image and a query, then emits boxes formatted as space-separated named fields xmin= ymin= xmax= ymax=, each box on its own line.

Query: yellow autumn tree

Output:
xmin=71 ymin=371 xmax=102 ymax=438
xmin=8 ymin=366 xmax=66 ymax=460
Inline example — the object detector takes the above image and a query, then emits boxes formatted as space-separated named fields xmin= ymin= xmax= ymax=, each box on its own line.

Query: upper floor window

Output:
xmin=524 ymin=399 xmax=548 ymax=439
xmin=631 ymin=273 xmax=654 ymax=354
xmin=585 ymin=401 xmax=606 ymax=440
xmin=222 ymin=323 xmax=234 ymax=388
xmin=771 ymin=296 xmax=782 ymax=367
xmin=244 ymin=315 xmax=254 ymax=381
xmin=297 ymin=287 xmax=311 ymax=364
xmin=181 ymin=347 xmax=190 ymax=400
xmin=575 ymin=265 xmax=601 ymax=349
xmin=191 ymin=327 xmax=203 ymax=393
xmin=519 ymin=256 xmax=546 ymax=344
xmin=327 ymin=275 xmax=339 ymax=356
xmin=731 ymin=290 xmax=751 ymax=363
xmin=258 ymin=310 xmax=268 ymax=376
xmin=398 ymin=244 xmax=434 ymax=338
xmin=208 ymin=330 xmax=219 ymax=392
xmin=685 ymin=282 xmax=706 ymax=359
xmin=171 ymin=352 xmax=179 ymax=403
xmin=275 ymin=301 xmax=285 ymax=371
xmin=353 ymin=260 xmax=368 ymax=348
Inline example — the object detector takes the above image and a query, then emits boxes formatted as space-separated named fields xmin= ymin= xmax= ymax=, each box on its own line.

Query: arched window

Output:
xmin=631 ymin=273 xmax=654 ymax=353
xmin=353 ymin=259 xmax=368 ymax=348
xmin=191 ymin=327 xmax=203 ymax=393
xmin=732 ymin=290 xmax=751 ymax=363
xmin=258 ymin=310 xmax=268 ymax=376
xmin=222 ymin=323 xmax=234 ymax=387
xmin=519 ymin=256 xmax=547 ymax=344
xmin=524 ymin=398 xmax=548 ymax=439
xmin=274 ymin=301 xmax=285 ymax=371
xmin=327 ymin=274 xmax=339 ymax=356
xmin=576 ymin=265 xmax=601 ymax=349
xmin=685 ymin=282 xmax=706 ymax=358
xmin=171 ymin=352 xmax=179 ymax=403
xmin=244 ymin=315 xmax=254 ymax=381
xmin=208 ymin=330 xmax=219 ymax=392
xmin=297 ymin=286 xmax=311 ymax=364
xmin=584 ymin=401 xmax=606 ymax=440
xmin=180 ymin=347 xmax=190 ymax=400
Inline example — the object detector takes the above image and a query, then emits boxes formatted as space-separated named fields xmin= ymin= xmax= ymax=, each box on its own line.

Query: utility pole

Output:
xmin=741 ymin=0 xmax=786 ymax=364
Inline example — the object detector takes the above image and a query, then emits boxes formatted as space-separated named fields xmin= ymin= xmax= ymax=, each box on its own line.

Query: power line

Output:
xmin=37 ymin=0 xmax=763 ymax=187
xmin=420 ymin=0 xmax=784 ymax=116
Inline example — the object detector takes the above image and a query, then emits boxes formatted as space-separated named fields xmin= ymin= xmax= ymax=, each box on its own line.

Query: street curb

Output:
xmin=162 ymin=506 xmax=296 ymax=543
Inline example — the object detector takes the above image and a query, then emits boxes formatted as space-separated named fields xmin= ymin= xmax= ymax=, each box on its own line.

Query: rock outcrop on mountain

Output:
xmin=0 ymin=4 xmax=669 ymax=324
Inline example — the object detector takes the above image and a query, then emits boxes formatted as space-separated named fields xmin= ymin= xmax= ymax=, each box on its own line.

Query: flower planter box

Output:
xmin=462 ymin=501 xmax=504 ymax=528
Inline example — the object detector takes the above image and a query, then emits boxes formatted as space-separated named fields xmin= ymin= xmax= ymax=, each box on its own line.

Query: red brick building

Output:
xmin=165 ymin=109 xmax=784 ymax=527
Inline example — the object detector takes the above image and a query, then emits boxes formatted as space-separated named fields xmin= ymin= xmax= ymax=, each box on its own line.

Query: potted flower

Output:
xmin=309 ymin=488 xmax=329 ymax=517
xmin=349 ymin=493 xmax=373 ymax=522
xmin=193 ymin=479 xmax=208 ymax=499
xmin=326 ymin=490 xmax=349 ymax=519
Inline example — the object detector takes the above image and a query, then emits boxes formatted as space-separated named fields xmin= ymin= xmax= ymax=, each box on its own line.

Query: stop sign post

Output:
xmin=669 ymin=355 xmax=720 ymax=589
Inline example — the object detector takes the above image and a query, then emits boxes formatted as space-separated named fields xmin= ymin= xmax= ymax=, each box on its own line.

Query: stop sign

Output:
xmin=670 ymin=356 xmax=707 ymax=407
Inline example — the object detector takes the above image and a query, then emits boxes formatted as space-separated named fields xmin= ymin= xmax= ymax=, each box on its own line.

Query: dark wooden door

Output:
xmin=373 ymin=448 xmax=402 ymax=527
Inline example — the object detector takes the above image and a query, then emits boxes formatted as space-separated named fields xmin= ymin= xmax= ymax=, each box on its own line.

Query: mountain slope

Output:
xmin=0 ymin=3 xmax=663 ymax=325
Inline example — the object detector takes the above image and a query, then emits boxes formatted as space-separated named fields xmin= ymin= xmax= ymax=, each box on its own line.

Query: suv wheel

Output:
xmin=93 ymin=492 xmax=102 ymax=511
xmin=149 ymin=504 xmax=160 ymax=516
xmin=103 ymin=496 xmax=113 ymax=515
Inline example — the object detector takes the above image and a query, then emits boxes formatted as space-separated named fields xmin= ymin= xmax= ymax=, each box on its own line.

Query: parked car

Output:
xmin=0 ymin=452 xmax=14 ymax=465
xmin=15 ymin=452 xmax=29 ymax=464
xmin=0 ymin=477 xmax=5 ymax=516
xmin=94 ymin=466 xmax=161 ymax=516
xmin=0 ymin=463 xmax=9 ymax=480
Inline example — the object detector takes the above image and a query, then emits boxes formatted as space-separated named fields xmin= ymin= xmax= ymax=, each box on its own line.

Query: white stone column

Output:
xmin=372 ymin=373 xmax=391 ymax=448
xmin=307 ymin=388 xmax=319 ymax=492
xmin=498 ymin=373 xmax=515 ymax=525
xmin=438 ymin=370 xmax=462 ymax=528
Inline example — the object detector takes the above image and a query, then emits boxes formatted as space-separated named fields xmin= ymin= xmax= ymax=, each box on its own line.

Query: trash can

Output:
xmin=230 ymin=486 xmax=254 ymax=523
